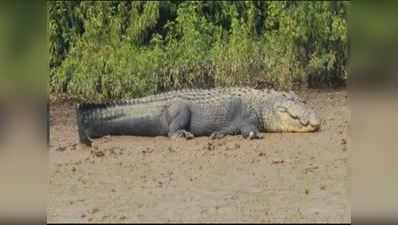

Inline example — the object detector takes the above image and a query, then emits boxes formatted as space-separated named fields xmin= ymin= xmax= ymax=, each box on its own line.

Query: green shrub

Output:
xmin=48 ymin=1 xmax=349 ymax=101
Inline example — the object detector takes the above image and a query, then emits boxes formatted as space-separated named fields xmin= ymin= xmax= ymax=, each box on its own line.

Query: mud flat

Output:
xmin=48 ymin=89 xmax=350 ymax=223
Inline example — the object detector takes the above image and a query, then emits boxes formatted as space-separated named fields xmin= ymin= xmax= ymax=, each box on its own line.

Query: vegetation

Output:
xmin=48 ymin=1 xmax=349 ymax=101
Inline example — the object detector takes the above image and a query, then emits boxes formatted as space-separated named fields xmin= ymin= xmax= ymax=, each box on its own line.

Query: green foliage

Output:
xmin=48 ymin=1 xmax=349 ymax=101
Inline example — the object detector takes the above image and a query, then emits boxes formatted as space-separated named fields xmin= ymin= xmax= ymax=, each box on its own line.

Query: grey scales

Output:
xmin=76 ymin=87 xmax=321 ymax=145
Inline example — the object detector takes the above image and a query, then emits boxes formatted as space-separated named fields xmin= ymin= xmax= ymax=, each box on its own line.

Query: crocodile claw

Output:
xmin=244 ymin=131 xmax=263 ymax=139
xmin=170 ymin=130 xmax=194 ymax=140
xmin=210 ymin=132 xmax=226 ymax=139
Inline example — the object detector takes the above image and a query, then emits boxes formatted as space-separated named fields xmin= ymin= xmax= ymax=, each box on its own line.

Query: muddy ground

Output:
xmin=48 ymin=89 xmax=350 ymax=223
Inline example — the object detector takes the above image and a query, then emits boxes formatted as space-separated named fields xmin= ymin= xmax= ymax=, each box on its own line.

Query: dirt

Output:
xmin=48 ymin=89 xmax=350 ymax=223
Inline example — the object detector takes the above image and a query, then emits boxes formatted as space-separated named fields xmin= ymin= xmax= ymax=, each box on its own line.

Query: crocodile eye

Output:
xmin=277 ymin=106 xmax=287 ymax=112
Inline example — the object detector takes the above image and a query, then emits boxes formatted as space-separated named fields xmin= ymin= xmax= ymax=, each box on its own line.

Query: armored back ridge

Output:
xmin=76 ymin=87 xmax=321 ymax=145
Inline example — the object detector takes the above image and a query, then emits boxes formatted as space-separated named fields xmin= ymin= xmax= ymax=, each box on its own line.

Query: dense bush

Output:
xmin=48 ymin=1 xmax=349 ymax=101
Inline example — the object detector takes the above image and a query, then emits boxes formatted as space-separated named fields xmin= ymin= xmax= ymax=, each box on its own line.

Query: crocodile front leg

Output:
xmin=240 ymin=124 xmax=263 ymax=139
xmin=210 ymin=126 xmax=240 ymax=139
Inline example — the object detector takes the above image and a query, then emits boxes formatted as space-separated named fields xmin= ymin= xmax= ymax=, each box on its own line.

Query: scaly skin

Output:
xmin=76 ymin=88 xmax=321 ymax=145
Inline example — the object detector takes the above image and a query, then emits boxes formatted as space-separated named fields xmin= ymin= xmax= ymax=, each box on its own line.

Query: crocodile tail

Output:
xmin=76 ymin=103 xmax=93 ymax=146
xmin=76 ymin=101 xmax=121 ymax=145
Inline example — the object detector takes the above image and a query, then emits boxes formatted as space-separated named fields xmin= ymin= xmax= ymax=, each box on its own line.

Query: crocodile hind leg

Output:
xmin=169 ymin=130 xmax=194 ymax=139
xmin=167 ymin=101 xmax=194 ymax=139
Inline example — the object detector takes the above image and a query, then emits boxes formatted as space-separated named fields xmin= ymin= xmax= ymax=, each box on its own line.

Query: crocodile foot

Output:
xmin=210 ymin=132 xmax=226 ymax=139
xmin=243 ymin=131 xmax=264 ymax=139
xmin=170 ymin=130 xmax=194 ymax=140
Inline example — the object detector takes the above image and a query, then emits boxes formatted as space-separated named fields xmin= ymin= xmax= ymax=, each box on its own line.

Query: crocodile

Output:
xmin=76 ymin=87 xmax=321 ymax=145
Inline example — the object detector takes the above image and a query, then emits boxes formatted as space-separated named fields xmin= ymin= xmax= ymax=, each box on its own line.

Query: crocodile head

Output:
xmin=262 ymin=91 xmax=321 ymax=132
